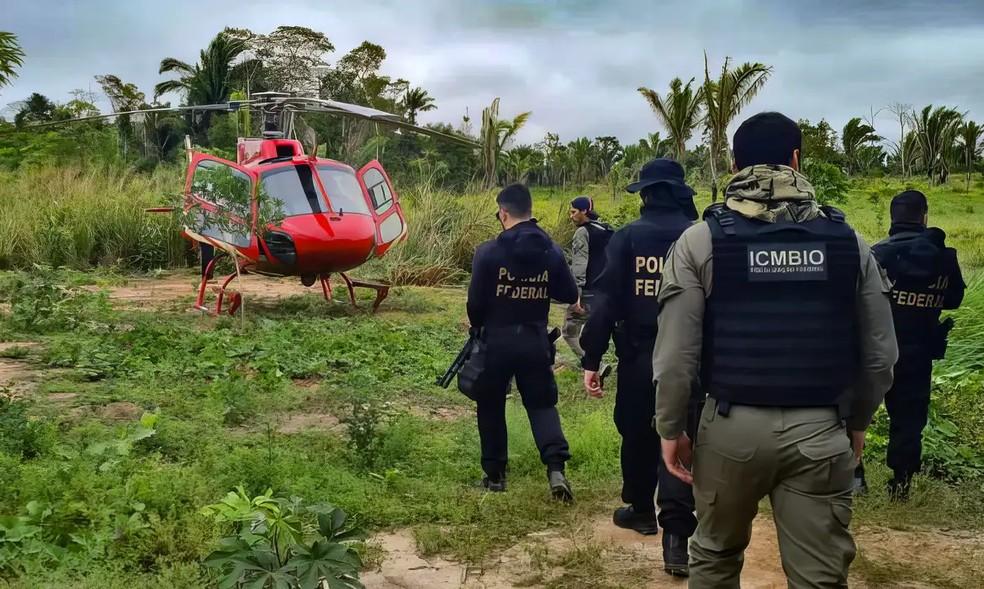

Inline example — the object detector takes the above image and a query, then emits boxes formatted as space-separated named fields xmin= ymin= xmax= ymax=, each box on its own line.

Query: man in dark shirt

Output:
xmin=856 ymin=190 xmax=965 ymax=499
xmin=466 ymin=183 xmax=579 ymax=501
xmin=579 ymin=158 xmax=698 ymax=576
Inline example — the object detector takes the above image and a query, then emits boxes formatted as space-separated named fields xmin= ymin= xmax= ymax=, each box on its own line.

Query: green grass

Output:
xmin=1 ymin=168 xmax=983 ymax=586
xmin=0 ymin=267 xmax=981 ymax=587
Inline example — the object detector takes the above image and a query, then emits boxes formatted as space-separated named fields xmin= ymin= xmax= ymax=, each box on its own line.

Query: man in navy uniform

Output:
xmin=855 ymin=190 xmax=965 ymax=499
xmin=466 ymin=183 xmax=579 ymax=501
xmin=580 ymin=158 xmax=699 ymax=576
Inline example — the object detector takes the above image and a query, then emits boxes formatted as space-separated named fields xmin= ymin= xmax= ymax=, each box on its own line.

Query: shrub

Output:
xmin=201 ymin=487 xmax=364 ymax=589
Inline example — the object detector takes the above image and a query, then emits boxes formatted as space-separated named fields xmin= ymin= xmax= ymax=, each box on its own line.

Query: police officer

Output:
xmin=653 ymin=112 xmax=899 ymax=587
xmin=579 ymin=158 xmax=699 ymax=577
xmin=563 ymin=196 xmax=614 ymax=380
xmin=855 ymin=190 xmax=965 ymax=499
xmin=466 ymin=183 xmax=579 ymax=501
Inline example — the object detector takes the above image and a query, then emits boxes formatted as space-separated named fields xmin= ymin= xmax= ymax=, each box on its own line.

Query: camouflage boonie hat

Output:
xmin=725 ymin=165 xmax=815 ymax=203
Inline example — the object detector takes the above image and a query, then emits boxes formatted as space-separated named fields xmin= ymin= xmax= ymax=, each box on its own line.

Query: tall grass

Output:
xmin=2 ymin=165 xmax=982 ymax=280
xmin=0 ymin=166 xmax=187 ymax=271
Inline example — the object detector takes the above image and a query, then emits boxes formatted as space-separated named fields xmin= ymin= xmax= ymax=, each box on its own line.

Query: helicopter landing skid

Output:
xmin=319 ymin=273 xmax=390 ymax=313
xmin=193 ymin=253 xmax=243 ymax=316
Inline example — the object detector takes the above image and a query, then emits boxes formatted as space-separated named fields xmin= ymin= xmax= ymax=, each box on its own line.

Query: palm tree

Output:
xmin=503 ymin=146 xmax=541 ymax=184
xmin=841 ymin=117 xmax=882 ymax=175
xmin=403 ymin=87 xmax=436 ymax=125
xmin=0 ymin=31 xmax=25 ymax=91
xmin=958 ymin=121 xmax=983 ymax=191
xmin=702 ymin=53 xmax=773 ymax=201
xmin=480 ymin=97 xmax=531 ymax=188
xmin=637 ymin=77 xmax=703 ymax=165
xmin=155 ymin=33 xmax=248 ymax=103
xmin=568 ymin=137 xmax=593 ymax=185
xmin=912 ymin=105 xmax=964 ymax=184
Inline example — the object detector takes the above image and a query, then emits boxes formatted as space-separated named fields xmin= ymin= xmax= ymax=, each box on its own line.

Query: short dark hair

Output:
xmin=733 ymin=112 xmax=802 ymax=169
xmin=890 ymin=190 xmax=928 ymax=224
xmin=496 ymin=183 xmax=532 ymax=217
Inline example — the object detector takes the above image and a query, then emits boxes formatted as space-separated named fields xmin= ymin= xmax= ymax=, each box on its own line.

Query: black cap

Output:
xmin=496 ymin=183 xmax=532 ymax=216
xmin=890 ymin=190 xmax=928 ymax=223
xmin=626 ymin=158 xmax=695 ymax=195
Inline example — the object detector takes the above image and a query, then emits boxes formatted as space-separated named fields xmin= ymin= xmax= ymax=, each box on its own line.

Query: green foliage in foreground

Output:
xmin=0 ymin=267 xmax=982 ymax=586
xmin=201 ymin=488 xmax=363 ymax=589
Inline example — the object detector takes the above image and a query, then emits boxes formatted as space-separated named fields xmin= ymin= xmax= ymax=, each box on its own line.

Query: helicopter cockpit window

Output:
xmin=317 ymin=167 xmax=371 ymax=215
xmin=260 ymin=165 xmax=325 ymax=217
xmin=361 ymin=168 xmax=394 ymax=214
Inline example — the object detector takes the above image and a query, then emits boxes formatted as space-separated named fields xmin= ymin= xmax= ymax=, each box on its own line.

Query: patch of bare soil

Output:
xmin=276 ymin=412 xmax=342 ymax=434
xmin=407 ymin=405 xmax=472 ymax=423
xmin=362 ymin=530 xmax=510 ymax=589
xmin=365 ymin=515 xmax=984 ymax=589
xmin=98 ymin=401 xmax=144 ymax=421
xmin=47 ymin=392 xmax=79 ymax=403
xmin=99 ymin=274 xmax=321 ymax=309
xmin=0 ymin=342 xmax=41 ymax=398
xmin=855 ymin=525 xmax=984 ymax=587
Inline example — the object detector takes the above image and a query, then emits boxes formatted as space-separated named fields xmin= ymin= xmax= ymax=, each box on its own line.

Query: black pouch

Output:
xmin=457 ymin=337 xmax=487 ymax=401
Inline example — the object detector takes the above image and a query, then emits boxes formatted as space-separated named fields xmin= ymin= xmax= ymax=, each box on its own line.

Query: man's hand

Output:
xmin=583 ymin=370 xmax=603 ymax=398
xmin=572 ymin=300 xmax=586 ymax=315
xmin=661 ymin=433 xmax=694 ymax=485
xmin=849 ymin=430 xmax=866 ymax=464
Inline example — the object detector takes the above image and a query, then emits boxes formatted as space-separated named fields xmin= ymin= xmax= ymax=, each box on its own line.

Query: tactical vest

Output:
xmin=873 ymin=231 xmax=949 ymax=354
xmin=583 ymin=221 xmax=614 ymax=290
xmin=624 ymin=214 xmax=691 ymax=336
xmin=702 ymin=205 xmax=860 ymax=408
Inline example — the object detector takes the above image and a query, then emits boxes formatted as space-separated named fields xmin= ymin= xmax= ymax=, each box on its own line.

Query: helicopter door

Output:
xmin=357 ymin=161 xmax=407 ymax=257
xmin=184 ymin=154 xmax=257 ymax=252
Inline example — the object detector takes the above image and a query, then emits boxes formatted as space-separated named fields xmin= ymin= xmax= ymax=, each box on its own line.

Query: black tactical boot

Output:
xmin=548 ymin=470 xmax=574 ymax=503
xmin=887 ymin=476 xmax=911 ymax=502
xmin=612 ymin=506 xmax=658 ymax=535
xmin=481 ymin=474 xmax=506 ymax=493
xmin=662 ymin=533 xmax=690 ymax=577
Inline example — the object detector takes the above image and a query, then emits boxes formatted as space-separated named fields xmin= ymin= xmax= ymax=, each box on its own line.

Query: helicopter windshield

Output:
xmin=259 ymin=165 xmax=326 ymax=217
xmin=317 ymin=167 xmax=371 ymax=215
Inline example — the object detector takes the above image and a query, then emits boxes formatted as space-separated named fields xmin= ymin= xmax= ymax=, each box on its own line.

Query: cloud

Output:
xmin=3 ymin=0 xmax=984 ymax=147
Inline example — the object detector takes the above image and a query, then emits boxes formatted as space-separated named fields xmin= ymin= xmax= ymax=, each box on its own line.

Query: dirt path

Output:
xmin=364 ymin=514 xmax=984 ymax=588
xmin=0 ymin=342 xmax=41 ymax=397
xmin=97 ymin=273 xmax=310 ymax=309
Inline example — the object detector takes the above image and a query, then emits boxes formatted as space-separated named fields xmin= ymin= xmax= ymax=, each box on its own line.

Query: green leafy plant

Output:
xmin=343 ymin=401 xmax=394 ymax=470
xmin=4 ymin=264 xmax=113 ymax=333
xmin=0 ymin=395 xmax=55 ymax=459
xmin=86 ymin=412 xmax=159 ymax=472
xmin=201 ymin=487 xmax=364 ymax=589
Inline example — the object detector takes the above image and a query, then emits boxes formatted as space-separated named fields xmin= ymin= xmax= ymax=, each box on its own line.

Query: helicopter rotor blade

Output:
xmin=5 ymin=93 xmax=478 ymax=148
xmin=270 ymin=98 xmax=477 ymax=148
xmin=2 ymin=102 xmax=249 ymax=133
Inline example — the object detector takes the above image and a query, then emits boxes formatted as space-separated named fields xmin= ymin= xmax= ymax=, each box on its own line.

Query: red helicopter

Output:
xmin=23 ymin=93 xmax=477 ymax=314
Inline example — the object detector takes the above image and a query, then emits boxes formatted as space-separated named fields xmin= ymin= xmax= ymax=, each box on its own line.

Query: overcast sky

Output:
xmin=4 ymin=0 xmax=984 ymax=146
